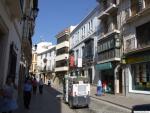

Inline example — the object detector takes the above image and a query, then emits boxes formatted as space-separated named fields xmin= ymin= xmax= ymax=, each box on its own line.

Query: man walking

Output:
xmin=23 ymin=78 xmax=32 ymax=109
xmin=39 ymin=78 xmax=44 ymax=94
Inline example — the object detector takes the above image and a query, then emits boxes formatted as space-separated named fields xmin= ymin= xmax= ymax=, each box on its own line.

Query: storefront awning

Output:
xmin=96 ymin=62 xmax=112 ymax=70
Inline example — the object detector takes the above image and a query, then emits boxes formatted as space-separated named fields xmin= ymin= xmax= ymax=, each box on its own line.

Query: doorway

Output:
xmin=88 ymin=68 xmax=92 ymax=84
xmin=101 ymin=69 xmax=114 ymax=93
xmin=119 ymin=69 xmax=122 ymax=94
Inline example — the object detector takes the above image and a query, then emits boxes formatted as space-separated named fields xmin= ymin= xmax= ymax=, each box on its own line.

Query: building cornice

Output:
xmin=70 ymin=5 xmax=100 ymax=36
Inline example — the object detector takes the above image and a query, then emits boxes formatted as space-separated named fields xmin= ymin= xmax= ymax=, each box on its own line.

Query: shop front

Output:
xmin=96 ymin=62 xmax=114 ymax=94
xmin=124 ymin=51 xmax=150 ymax=95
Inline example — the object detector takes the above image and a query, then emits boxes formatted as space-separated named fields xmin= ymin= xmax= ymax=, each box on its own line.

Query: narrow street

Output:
xmin=16 ymin=86 xmax=74 ymax=113
xmin=15 ymin=86 xmax=131 ymax=113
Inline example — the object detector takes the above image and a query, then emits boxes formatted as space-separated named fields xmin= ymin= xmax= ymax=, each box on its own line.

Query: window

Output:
xmin=88 ymin=22 xmax=91 ymax=31
xmin=145 ymin=0 xmax=150 ymax=8
xmin=97 ymin=39 xmax=115 ymax=53
xmin=136 ymin=21 xmax=150 ymax=48
xmin=131 ymin=0 xmax=143 ymax=16
xmin=131 ymin=63 xmax=150 ymax=91
xmin=83 ymin=26 xmax=85 ymax=36
xmin=82 ymin=46 xmax=85 ymax=58
xmin=91 ymin=19 xmax=93 ymax=30
xmin=81 ymin=28 xmax=84 ymax=38
xmin=57 ymin=34 xmax=69 ymax=44
xmin=125 ymin=38 xmax=135 ymax=52
xmin=76 ymin=50 xmax=79 ymax=65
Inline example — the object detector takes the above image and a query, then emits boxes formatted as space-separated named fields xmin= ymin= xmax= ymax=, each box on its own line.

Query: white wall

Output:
xmin=69 ymin=6 xmax=100 ymax=83
xmin=36 ymin=44 xmax=56 ymax=72
xmin=0 ymin=1 xmax=23 ymax=85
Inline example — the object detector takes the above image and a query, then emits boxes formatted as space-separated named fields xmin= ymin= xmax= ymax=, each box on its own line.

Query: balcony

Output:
xmin=56 ymin=41 xmax=69 ymax=50
xmin=98 ymin=29 xmax=120 ymax=40
xmin=55 ymin=54 xmax=69 ymax=61
xmin=82 ymin=56 xmax=93 ymax=66
xmin=97 ymin=49 xmax=121 ymax=63
xmin=98 ymin=1 xmax=117 ymax=19
xmin=55 ymin=67 xmax=68 ymax=72
xmin=98 ymin=12 xmax=109 ymax=20
xmin=125 ymin=21 xmax=150 ymax=54
xmin=125 ymin=1 xmax=150 ymax=24
xmin=5 ymin=0 xmax=23 ymax=19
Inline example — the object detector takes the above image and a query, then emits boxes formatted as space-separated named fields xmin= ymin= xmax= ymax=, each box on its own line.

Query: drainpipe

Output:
xmin=114 ymin=64 xmax=121 ymax=94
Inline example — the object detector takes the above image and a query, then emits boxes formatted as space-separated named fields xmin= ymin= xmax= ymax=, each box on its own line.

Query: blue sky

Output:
xmin=32 ymin=0 xmax=97 ymax=45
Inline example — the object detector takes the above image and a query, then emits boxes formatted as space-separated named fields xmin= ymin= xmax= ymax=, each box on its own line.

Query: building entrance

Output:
xmin=101 ymin=69 xmax=114 ymax=93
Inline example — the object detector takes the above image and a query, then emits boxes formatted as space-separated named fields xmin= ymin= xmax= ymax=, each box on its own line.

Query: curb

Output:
xmin=90 ymin=95 xmax=131 ymax=111
xmin=53 ymin=86 xmax=131 ymax=111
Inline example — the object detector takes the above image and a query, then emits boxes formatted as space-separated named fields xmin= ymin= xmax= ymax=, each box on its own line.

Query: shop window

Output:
xmin=131 ymin=63 xmax=150 ymax=91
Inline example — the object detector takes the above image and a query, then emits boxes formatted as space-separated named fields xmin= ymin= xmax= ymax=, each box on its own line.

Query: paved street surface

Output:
xmin=15 ymin=85 xmax=131 ymax=113
xmin=15 ymin=86 xmax=74 ymax=113
xmin=74 ymin=98 xmax=130 ymax=113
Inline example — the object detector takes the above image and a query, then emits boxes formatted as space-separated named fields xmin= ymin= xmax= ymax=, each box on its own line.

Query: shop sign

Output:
xmin=126 ymin=55 xmax=150 ymax=64
xmin=96 ymin=62 xmax=112 ymax=70
xmin=77 ymin=58 xmax=82 ymax=67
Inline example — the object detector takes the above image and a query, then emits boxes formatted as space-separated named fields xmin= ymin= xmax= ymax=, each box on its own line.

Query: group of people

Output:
xmin=23 ymin=77 xmax=44 ymax=109
xmin=0 ymin=76 xmax=44 ymax=113
xmin=97 ymin=79 xmax=113 ymax=96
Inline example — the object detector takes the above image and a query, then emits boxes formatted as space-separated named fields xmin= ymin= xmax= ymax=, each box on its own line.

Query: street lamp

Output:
xmin=34 ymin=44 xmax=37 ymax=51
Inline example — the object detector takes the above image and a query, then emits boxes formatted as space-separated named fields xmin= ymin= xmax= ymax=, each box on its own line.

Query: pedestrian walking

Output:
xmin=32 ymin=77 xmax=37 ymax=95
xmin=97 ymin=79 xmax=102 ymax=96
xmin=23 ymin=78 xmax=32 ymax=109
xmin=48 ymin=79 xmax=51 ymax=87
xmin=0 ymin=76 xmax=18 ymax=113
xmin=39 ymin=78 xmax=44 ymax=94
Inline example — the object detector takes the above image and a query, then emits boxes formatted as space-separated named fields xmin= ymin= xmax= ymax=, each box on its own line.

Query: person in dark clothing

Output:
xmin=23 ymin=79 xmax=32 ymax=109
xmin=32 ymin=78 xmax=37 ymax=95
xmin=39 ymin=78 xmax=44 ymax=94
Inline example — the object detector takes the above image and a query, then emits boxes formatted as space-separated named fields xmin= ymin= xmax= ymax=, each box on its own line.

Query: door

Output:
xmin=119 ymin=69 xmax=122 ymax=93
xmin=88 ymin=68 xmax=92 ymax=83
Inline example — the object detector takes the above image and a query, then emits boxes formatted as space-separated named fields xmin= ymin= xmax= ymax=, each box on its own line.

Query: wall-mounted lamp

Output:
xmin=32 ymin=8 xmax=39 ymax=18
xmin=115 ymin=38 xmax=121 ymax=48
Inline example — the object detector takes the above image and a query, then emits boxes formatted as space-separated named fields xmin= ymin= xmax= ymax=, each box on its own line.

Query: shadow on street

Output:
xmin=15 ymin=85 xmax=62 ymax=113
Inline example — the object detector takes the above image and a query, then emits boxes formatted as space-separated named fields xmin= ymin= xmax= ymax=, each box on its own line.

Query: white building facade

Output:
xmin=0 ymin=0 xmax=38 ymax=88
xmin=55 ymin=26 xmax=76 ymax=86
xmin=35 ymin=41 xmax=56 ymax=82
xmin=69 ymin=6 xmax=100 ymax=84
xmin=119 ymin=0 xmax=150 ymax=98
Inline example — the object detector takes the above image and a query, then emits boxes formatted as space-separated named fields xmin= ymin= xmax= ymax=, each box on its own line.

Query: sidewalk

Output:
xmin=52 ymin=85 xmax=150 ymax=110
xmin=90 ymin=85 xmax=150 ymax=110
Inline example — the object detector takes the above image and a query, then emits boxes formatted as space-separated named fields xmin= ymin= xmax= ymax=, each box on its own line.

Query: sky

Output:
xmin=32 ymin=0 xmax=97 ymax=45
